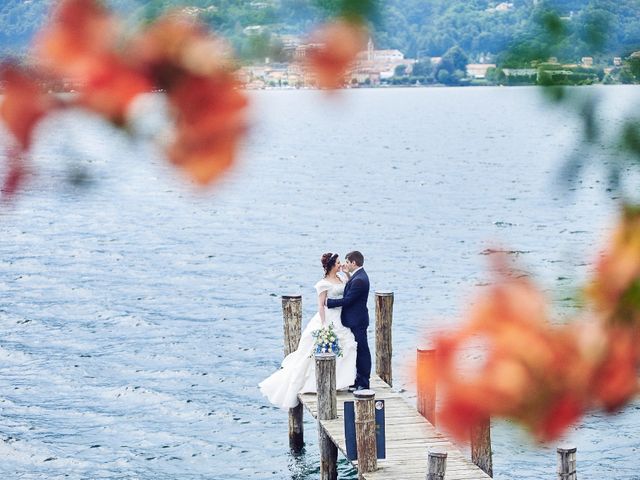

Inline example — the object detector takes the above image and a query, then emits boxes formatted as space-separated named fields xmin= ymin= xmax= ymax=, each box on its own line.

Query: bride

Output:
xmin=260 ymin=253 xmax=358 ymax=409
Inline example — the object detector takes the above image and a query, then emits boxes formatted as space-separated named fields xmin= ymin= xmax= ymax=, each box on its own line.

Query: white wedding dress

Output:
xmin=259 ymin=278 xmax=358 ymax=409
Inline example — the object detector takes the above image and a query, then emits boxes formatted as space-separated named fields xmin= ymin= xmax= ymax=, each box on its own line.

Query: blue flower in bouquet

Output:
xmin=310 ymin=323 xmax=342 ymax=357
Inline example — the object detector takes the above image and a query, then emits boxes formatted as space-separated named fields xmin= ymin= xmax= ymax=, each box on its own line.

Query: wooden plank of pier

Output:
xmin=299 ymin=375 xmax=492 ymax=480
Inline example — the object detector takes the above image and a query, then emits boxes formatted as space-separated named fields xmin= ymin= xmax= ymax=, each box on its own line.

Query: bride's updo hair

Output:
xmin=321 ymin=253 xmax=339 ymax=276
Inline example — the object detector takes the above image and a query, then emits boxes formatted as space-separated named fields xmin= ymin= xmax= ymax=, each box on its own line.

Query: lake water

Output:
xmin=1 ymin=86 xmax=640 ymax=479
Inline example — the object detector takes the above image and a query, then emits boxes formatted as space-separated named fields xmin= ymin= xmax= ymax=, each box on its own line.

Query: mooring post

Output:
xmin=282 ymin=294 xmax=303 ymax=453
xmin=557 ymin=445 xmax=577 ymax=480
xmin=375 ymin=291 xmax=394 ymax=386
xmin=315 ymin=352 xmax=338 ymax=480
xmin=416 ymin=348 xmax=436 ymax=426
xmin=354 ymin=389 xmax=377 ymax=478
xmin=426 ymin=450 xmax=447 ymax=480
xmin=471 ymin=417 xmax=493 ymax=477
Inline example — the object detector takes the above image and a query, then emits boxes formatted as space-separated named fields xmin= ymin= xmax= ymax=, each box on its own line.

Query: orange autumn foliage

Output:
xmin=427 ymin=276 xmax=589 ymax=442
xmin=0 ymin=0 xmax=248 ymax=196
xmin=131 ymin=16 xmax=247 ymax=185
xmin=422 ymin=207 xmax=640 ymax=442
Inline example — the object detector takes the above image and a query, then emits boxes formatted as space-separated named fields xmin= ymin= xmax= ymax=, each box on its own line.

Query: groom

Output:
xmin=327 ymin=250 xmax=371 ymax=391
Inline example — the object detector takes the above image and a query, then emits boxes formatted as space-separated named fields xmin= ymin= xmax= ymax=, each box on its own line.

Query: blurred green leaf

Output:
xmin=621 ymin=121 xmax=640 ymax=158
xmin=315 ymin=0 xmax=379 ymax=24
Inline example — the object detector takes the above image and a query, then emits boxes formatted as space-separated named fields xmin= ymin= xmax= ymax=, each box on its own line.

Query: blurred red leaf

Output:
xmin=1 ymin=148 xmax=28 ymax=200
xmin=587 ymin=326 xmax=639 ymax=411
xmin=425 ymin=275 xmax=591 ymax=442
xmin=533 ymin=393 xmax=584 ymax=442
xmin=306 ymin=19 xmax=368 ymax=89
xmin=132 ymin=15 xmax=235 ymax=82
xmin=34 ymin=0 xmax=150 ymax=124
xmin=78 ymin=56 xmax=152 ymax=125
xmin=132 ymin=15 xmax=247 ymax=185
xmin=0 ymin=63 xmax=59 ymax=150
xmin=35 ymin=0 xmax=116 ymax=79
xmin=0 ymin=63 xmax=57 ymax=200
xmin=168 ymin=74 xmax=248 ymax=185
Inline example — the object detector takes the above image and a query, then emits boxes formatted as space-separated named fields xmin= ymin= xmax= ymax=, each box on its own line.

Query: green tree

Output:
xmin=394 ymin=64 xmax=407 ymax=76
xmin=628 ymin=55 xmax=640 ymax=81
xmin=436 ymin=68 xmax=450 ymax=84
xmin=411 ymin=59 xmax=432 ymax=77
xmin=442 ymin=46 xmax=468 ymax=73
xmin=485 ymin=66 xmax=506 ymax=85
xmin=436 ymin=45 xmax=468 ymax=82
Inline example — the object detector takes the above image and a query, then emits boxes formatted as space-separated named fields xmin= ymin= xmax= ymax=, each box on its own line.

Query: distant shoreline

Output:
xmin=242 ymin=82 xmax=629 ymax=91
xmin=0 ymin=82 xmax=630 ymax=97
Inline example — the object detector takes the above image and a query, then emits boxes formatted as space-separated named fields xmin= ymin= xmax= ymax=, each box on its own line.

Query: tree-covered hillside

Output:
xmin=0 ymin=0 xmax=143 ymax=53
xmin=1 ymin=0 xmax=639 ymax=63
xmin=376 ymin=0 xmax=640 ymax=61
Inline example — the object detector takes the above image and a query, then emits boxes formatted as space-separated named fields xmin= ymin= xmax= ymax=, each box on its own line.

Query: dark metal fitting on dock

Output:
xmin=315 ymin=352 xmax=337 ymax=360
xmin=353 ymin=389 xmax=376 ymax=400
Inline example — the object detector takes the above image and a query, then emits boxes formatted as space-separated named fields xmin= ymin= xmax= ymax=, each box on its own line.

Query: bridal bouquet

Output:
xmin=311 ymin=323 xmax=343 ymax=357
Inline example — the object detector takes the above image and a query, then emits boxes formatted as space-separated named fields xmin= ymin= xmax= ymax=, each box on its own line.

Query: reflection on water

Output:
xmin=1 ymin=86 xmax=639 ymax=479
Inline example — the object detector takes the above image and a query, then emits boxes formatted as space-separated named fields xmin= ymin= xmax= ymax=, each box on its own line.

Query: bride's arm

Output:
xmin=318 ymin=290 xmax=328 ymax=326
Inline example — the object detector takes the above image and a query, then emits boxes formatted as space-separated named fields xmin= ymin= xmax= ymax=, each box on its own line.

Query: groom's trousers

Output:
xmin=352 ymin=327 xmax=371 ymax=389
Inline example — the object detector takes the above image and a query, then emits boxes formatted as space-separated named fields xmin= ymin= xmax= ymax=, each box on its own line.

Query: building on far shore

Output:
xmin=238 ymin=62 xmax=306 ymax=88
xmin=349 ymin=39 xmax=413 ymax=84
xmin=486 ymin=2 xmax=514 ymax=12
xmin=581 ymin=57 xmax=594 ymax=67
xmin=466 ymin=63 xmax=496 ymax=79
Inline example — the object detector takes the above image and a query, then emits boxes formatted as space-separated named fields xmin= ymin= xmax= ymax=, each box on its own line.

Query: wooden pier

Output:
xmin=299 ymin=374 xmax=491 ymax=479
xmin=280 ymin=292 xmax=578 ymax=479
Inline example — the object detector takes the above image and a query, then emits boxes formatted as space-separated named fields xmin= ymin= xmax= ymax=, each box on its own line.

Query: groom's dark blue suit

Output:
xmin=327 ymin=268 xmax=371 ymax=389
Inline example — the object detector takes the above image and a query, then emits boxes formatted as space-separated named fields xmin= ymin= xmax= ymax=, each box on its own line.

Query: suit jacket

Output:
xmin=327 ymin=268 xmax=370 ymax=329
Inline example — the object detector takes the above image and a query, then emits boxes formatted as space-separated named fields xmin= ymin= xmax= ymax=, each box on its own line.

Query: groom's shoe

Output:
xmin=347 ymin=384 xmax=358 ymax=392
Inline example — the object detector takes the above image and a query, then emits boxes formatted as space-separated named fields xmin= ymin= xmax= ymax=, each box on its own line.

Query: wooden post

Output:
xmin=354 ymin=389 xmax=377 ymax=477
xmin=282 ymin=295 xmax=303 ymax=453
xmin=416 ymin=348 xmax=436 ymax=426
xmin=557 ymin=445 xmax=577 ymax=480
xmin=315 ymin=352 xmax=338 ymax=480
xmin=471 ymin=418 xmax=493 ymax=477
xmin=426 ymin=450 xmax=447 ymax=480
xmin=375 ymin=291 xmax=394 ymax=386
